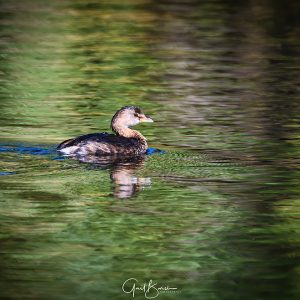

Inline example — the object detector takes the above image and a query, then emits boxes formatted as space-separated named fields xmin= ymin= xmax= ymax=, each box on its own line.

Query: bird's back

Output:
xmin=57 ymin=132 xmax=147 ymax=156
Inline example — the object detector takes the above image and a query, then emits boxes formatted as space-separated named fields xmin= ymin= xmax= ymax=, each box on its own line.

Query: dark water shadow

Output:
xmin=0 ymin=144 xmax=164 ymax=198
xmin=76 ymin=154 xmax=151 ymax=199
xmin=0 ymin=144 xmax=56 ymax=156
xmin=62 ymin=147 xmax=165 ymax=199
xmin=62 ymin=148 xmax=166 ymax=199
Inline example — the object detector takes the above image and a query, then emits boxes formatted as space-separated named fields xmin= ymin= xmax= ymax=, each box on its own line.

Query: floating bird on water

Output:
xmin=57 ymin=106 xmax=153 ymax=156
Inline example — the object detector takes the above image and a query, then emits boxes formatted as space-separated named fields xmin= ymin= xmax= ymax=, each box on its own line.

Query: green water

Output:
xmin=0 ymin=0 xmax=300 ymax=299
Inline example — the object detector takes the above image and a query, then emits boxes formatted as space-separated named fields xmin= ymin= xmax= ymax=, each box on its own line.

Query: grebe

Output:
xmin=57 ymin=106 xmax=153 ymax=156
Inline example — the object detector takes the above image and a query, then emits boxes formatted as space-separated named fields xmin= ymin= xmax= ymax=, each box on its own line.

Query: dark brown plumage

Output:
xmin=57 ymin=106 xmax=153 ymax=156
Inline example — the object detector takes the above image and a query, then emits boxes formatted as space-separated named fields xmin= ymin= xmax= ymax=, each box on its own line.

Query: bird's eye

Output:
xmin=134 ymin=113 xmax=139 ymax=117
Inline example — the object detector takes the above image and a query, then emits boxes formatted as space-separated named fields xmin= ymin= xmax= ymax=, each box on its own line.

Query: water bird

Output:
xmin=57 ymin=106 xmax=153 ymax=156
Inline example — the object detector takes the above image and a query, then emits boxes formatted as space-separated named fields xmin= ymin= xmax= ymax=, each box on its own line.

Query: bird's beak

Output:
xmin=140 ymin=114 xmax=154 ymax=123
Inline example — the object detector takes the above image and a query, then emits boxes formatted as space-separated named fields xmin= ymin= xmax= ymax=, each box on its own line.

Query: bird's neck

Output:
xmin=113 ymin=125 xmax=147 ymax=142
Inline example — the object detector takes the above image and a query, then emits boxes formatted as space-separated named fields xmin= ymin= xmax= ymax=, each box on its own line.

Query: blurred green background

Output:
xmin=0 ymin=0 xmax=299 ymax=299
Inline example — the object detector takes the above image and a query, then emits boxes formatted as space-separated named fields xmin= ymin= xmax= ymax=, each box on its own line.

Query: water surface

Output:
xmin=0 ymin=1 xmax=300 ymax=299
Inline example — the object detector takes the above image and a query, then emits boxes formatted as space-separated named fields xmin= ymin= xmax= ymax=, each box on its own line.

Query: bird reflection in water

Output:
xmin=76 ymin=154 xmax=151 ymax=199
